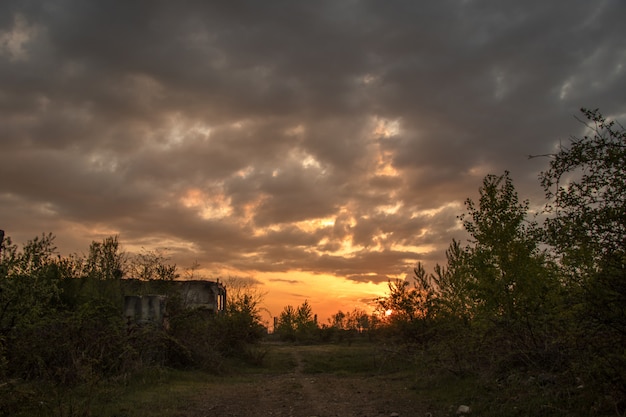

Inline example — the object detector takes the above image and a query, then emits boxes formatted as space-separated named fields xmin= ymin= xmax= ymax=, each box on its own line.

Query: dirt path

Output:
xmin=182 ymin=345 xmax=424 ymax=417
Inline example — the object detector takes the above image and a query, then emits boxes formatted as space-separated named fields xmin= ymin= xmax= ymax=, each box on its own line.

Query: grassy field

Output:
xmin=2 ymin=341 xmax=612 ymax=417
xmin=3 ymin=342 xmax=401 ymax=416
xmin=93 ymin=343 xmax=474 ymax=417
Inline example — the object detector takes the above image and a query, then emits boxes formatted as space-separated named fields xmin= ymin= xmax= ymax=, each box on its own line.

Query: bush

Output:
xmin=6 ymin=301 xmax=130 ymax=385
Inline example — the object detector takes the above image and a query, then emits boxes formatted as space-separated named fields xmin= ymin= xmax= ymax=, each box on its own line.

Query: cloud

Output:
xmin=1 ymin=0 xmax=625 ymax=304
xmin=268 ymin=278 xmax=301 ymax=285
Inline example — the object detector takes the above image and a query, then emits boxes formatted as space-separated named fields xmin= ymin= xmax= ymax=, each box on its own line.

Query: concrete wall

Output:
xmin=123 ymin=279 xmax=226 ymax=326
xmin=124 ymin=295 xmax=167 ymax=325
xmin=178 ymin=280 xmax=226 ymax=311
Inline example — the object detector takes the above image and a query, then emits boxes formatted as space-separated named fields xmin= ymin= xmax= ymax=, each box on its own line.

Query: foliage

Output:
xmin=215 ymin=276 xmax=268 ymax=357
xmin=0 ymin=232 xmax=269 ymax=415
xmin=0 ymin=234 xmax=66 ymax=379
xmin=0 ymin=234 xmax=63 ymax=333
xmin=325 ymin=308 xmax=372 ymax=343
xmin=0 ymin=108 xmax=623 ymax=416
xmin=166 ymin=275 xmax=267 ymax=368
xmin=7 ymin=301 xmax=131 ymax=384
xmin=274 ymin=305 xmax=297 ymax=341
xmin=274 ymin=300 xmax=319 ymax=342
xmin=375 ymin=273 xmax=437 ymax=345
xmin=429 ymin=239 xmax=473 ymax=321
xmin=540 ymin=108 xmax=626 ymax=271
xmin=127 ymin=248 xmax=179 ymax=281
xmin=370 ymin=109 xmax=625 ymax=414
xmin=372 ymin=173 xmax=566 ymax=379
xmin=462 ymin=173 xmax=561 ymax=340
xmin=539 ymin=108 xmax=626 ymax=400
xmin=83 ymin=235 xmax=125 ymax=281
xmin=295 ymin=300 xmax=317 ymax=339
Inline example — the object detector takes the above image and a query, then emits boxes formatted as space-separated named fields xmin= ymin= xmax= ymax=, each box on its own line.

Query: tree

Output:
xmin=0 ymin=233 xmax=63 ymax=337
xmin=540 ymin=109 xmax=625 ymax=271
xmin=73 ymin=236 xmax=128 ymax=306
xmin=275 ymin=305 xmax=297 ymax=341
xmin=460 ymin=172 xmax=556 ymax=324
xmin=449 ymin=171 xmax=566 ymax=373
xmin=330 ymin=310 xmax=347 ymax=330
xmin=377 ymin=263 xmax=437 ymax=319
xmin=274 ymin=301 xmax=318 ymax=342
xmin=223 ymin=277 xmax=266 ymax=315
xmin=0 ymin=233 xmax=68 ymax=379
xmin=84 ymin=235 xmax=126 ymax=281
xmin=430 ymin=239 xmax=473 ymax=322
xmin=295 ymin=300 xmax=317 ymax=340
xmin=539 ymin=108 xmax=626 ymax=391
xmin=221 ymin=276 xmax=267 ymax=348
xmin=345 ymin=308 xmax=370 ymax=333
xmin=376 ymin=271 xmax=437 ymax=344
xmin=127 ymin=248 xmax=178 ymax=281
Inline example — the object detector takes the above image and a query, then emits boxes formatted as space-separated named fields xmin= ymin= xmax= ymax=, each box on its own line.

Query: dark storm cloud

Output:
xmin=1 ymin=0 xmax=625 ymax=284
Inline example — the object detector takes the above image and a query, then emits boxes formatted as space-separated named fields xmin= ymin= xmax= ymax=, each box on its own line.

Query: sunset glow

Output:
xmin=1 ymin=1 xmax=623 ymax=324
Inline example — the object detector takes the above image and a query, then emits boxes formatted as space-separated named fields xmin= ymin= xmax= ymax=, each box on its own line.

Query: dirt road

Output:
xmin=182 ymin=345 xmax=425 ymax=417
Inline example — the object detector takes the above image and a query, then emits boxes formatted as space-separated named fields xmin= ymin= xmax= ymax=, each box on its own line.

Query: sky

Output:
xmin=1 ymin=0 xmax=625 ymax=326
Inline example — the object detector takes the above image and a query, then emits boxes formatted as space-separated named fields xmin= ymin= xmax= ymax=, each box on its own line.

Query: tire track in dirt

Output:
xmin=287 ymin=347 xmax=326 ymax=417
xmin=256 ymin=348 xmax=405 ymax=417
xmin=187 ymin=346 xmax=421 ymax=417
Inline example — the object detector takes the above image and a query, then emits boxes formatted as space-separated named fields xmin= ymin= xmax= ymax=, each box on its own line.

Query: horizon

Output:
xmin=1 ymin=1 xmax=625 ymax=325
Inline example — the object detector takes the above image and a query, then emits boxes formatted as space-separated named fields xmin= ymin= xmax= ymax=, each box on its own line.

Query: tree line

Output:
xmin=0 ymin=233 xmax=268 ymax=415
xmin=0 ymin=108 xmax=623 ymax=415
xmin=272 ymin=109 xmax=625 ymax=414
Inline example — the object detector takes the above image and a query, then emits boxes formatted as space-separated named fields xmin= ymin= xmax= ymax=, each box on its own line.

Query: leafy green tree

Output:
xmin=460 ymin=172 xmax=556 ymax=326
xmin=219 ymin=277 xmax=267 ymax=352
xmin=430 ymin=239 xmax=473 ymax=322
xmin=0 ymin=233 xmax=73 ymax=380
xmin=274 ymin=301 xmax=318 ymax=342
xmin=458 ymin=172 xmax=562 ymax=369
xmin=84 ymin=235 xmax=126 ymax=281
xmin=295 ymin=300 xmax=317 ymax=340
xmin=326 ymin=309 xmax=372 ymax=343
xmin=345 ymin=308 xmax=370 ymax=333
xmin=540 ymin=108 xmax=625 ymax=272
xmin=376 ymin=271 xmax=437 ymax=344
xmin=539 ymin=108 xmax=626 ymax=392
xmin=0 ymin=233 xmax=62 ymax=337
xmin=275 ymin=305 xmax=297 ymax=341
xmin=325 ymin=310 xmax=347 ymax=342
xmin=70 ymin=235 xmax=129 ymax=306
xmin=379 ymin=264 xmax=437 ymax=318
xmin=330 ymin=310 xmax=347 ymax=329
xmin=295 ymin=300 xmax=313 ymax=326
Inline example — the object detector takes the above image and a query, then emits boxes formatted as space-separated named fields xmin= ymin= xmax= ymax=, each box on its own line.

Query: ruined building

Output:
xmin=123 ymin=279 xmax=226 ymax=326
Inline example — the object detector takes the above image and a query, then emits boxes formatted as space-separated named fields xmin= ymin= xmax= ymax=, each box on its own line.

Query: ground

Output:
xmin=177 ymin=344 xmax=429 ymax=417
